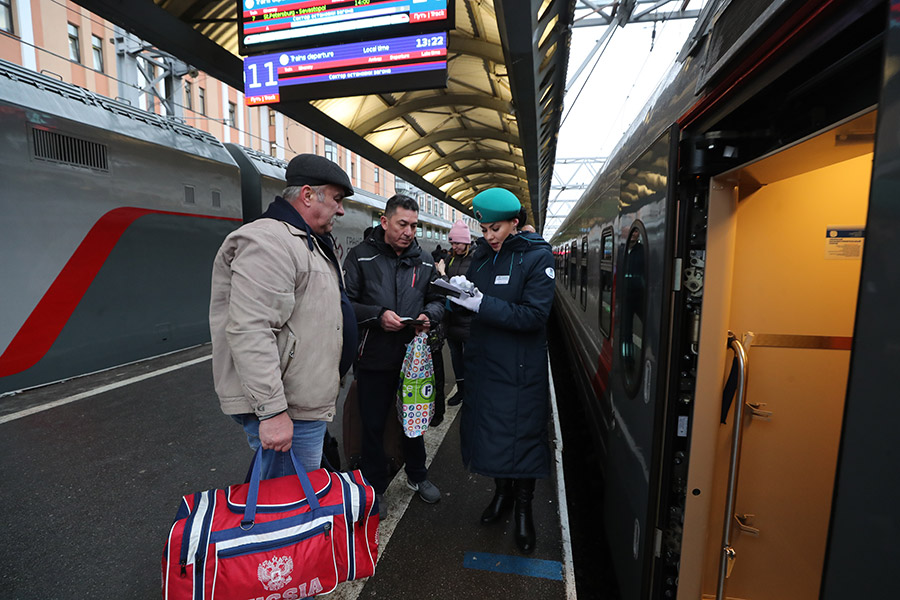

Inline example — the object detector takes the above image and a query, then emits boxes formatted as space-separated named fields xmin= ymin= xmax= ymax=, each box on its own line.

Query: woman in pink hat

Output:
xmin=443 ymin=220 xmax=475 ymax=406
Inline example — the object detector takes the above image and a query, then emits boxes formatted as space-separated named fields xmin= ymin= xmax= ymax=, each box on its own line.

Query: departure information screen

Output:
xmin=244 ymin=31 xmax=447 ymax=104
xmin=238 ymin=0 xmax=451 ymax=55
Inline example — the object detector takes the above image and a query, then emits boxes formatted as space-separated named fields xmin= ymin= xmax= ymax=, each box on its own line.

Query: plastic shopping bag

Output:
xmin=397 ymin=332 xmax=435 ymax=438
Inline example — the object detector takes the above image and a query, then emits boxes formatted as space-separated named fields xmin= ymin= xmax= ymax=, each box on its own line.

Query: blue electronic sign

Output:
xmin=238 ymin=0 xmax=452 ymax=55
xmin=244 ymin=31 xmax=447 ymax=104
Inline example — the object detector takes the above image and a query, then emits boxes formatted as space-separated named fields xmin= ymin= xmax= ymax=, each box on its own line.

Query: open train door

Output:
xmin=680 ymin=110 xmax=875 ymax=600
xmin=820 ymin=2 xmax=900 ymax=597
xmin=602 ymin=126 xmax=680 ymax=600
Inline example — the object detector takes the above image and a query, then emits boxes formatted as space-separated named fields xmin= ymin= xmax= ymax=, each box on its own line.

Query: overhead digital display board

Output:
xmin=238 ymin=0 xmax=452 ymax=55
xmin=244 ymin=31 xmax=447 ymax=104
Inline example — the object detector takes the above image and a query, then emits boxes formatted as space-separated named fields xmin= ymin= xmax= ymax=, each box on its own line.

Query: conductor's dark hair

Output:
xmin=384 ymin=194 xmax=419 ymax=218
xmin=516 ymin=206 xmax=528 ymax=230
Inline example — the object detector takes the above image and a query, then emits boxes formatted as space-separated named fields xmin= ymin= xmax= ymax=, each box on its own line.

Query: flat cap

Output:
xmin=285 ymin=153 xmax=354 ymax=197
xmin=472 ymin=188 xmax=521 ymax=223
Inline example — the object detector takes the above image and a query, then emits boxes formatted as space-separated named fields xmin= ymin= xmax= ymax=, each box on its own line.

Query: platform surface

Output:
xmin=0 ymin=344 xmax=570 ymax=599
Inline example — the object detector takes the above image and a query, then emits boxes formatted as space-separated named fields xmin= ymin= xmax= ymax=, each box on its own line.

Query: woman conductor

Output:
xmin=449 ymin=188 xmax=556 ymax=554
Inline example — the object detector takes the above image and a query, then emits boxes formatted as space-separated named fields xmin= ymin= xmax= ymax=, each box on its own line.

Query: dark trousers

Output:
xmin=448 ymin=337 xmax=465 ymax=383
xmin=357 ymin=368 xmax=427 ymax=494
xmin=430 ymin=338 xmax=446 ymax=419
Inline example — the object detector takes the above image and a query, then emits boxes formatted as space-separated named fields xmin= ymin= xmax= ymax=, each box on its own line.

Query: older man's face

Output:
xmin=305 ymin=184 xmax=345 ymax=235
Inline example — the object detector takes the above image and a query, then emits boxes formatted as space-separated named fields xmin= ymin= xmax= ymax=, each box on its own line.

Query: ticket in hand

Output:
xmin=430 ymin=279 xmax=467 ymax=298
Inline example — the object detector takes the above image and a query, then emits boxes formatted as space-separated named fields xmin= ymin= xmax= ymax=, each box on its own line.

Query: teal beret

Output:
xmin=472 ymin=188 xmax=522 ymax=223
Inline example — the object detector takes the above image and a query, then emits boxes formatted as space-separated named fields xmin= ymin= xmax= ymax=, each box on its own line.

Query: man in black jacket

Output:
xmin=343 ymin=195 xmax=444 ymax=506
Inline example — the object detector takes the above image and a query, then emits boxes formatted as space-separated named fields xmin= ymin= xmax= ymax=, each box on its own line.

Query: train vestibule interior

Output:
xmin=679 ymin=109 xmax=875 ymax=600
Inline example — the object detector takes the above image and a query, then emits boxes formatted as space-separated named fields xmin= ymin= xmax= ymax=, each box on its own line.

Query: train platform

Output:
xmin=0 ymin=344 xmax=575 ymax=600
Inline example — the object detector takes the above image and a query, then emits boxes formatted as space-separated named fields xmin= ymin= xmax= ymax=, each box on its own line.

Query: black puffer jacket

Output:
xmin=443 ymin=250 xmax=475 ymax=341
xmin=461 ymin=232 xmax=556 ymax=478
xmin=343 ymin=226 xmax=444 ymax=372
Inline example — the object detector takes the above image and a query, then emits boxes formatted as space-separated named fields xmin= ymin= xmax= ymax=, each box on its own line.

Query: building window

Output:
xmin=67 ymin=23 xmax=81 ymax=64
xmin=1 ymin=0 xmax=13 ymax=34
xmin=269 ymin=110 xmax=276 ymax=126
xmin=270 ymin=142 xmax=278 ymax=157
xmin=228 ymin=101 xmax=237 ymax=127
xmin=198 ymin=87 xmax=206 ymax=115
xmin=374 ymin=167 xmax=379 ymax=183
xmin=351 ymin=161 xmax=356 ymax=179
xmin=324 ymin=139 xmax=337 ymax=162
xmin=91 ymin=34 xmax=104 ymax=72
xmin=184 ymin=81 xmax=193 ymax=111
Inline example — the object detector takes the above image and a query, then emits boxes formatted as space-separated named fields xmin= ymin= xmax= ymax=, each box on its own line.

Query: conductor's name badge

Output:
xmin=494 ymin=275 xmax=510 ymax=285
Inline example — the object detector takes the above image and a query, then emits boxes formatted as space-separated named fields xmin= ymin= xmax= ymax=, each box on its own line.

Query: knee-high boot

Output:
xmin=514 ymin=478 xmax=536 ymax=554
xmin=480 ymin=478 xmax=514 ymax=524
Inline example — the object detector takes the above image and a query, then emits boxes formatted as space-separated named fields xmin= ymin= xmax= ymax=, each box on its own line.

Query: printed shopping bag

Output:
xmin=397 ymin=332 xmax=435 ymax=438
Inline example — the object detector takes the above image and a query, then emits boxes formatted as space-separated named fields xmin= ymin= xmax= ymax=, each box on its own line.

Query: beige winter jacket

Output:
xmin=209 ymin=219 xmax=343 ymax=422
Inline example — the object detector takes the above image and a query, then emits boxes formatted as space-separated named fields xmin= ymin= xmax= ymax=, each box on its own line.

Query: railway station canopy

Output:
xmin=77 ymin=0 xmax=577 ymax=231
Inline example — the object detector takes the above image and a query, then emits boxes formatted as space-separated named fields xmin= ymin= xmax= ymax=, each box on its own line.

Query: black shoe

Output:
xmin=514 ymin=479 xmax=536 ymax=554
xmin=448 ymin=382 xmax=465 ymax=406
xmin=430 ymin=413 xmax=444 ymax=428
xmin=480 ymin=478 xmax=513 ymax=524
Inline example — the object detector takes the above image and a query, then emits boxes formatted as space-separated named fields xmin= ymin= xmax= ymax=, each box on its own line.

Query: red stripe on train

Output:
xmin=0 ymin=207 xmax=241 ymax=378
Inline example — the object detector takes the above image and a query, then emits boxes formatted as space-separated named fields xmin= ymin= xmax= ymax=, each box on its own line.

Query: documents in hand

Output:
xmin=430 ymin=278 xmax=467 ymax=299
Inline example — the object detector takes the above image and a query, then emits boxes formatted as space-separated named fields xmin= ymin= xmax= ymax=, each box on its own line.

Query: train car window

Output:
xmin=569 ymin=241 xmax=578 ymax=297
xmin=599 ymin=228 xmax=614 ymax=337
xmin=620 ymin=222 xmax=648 ymax=397
xmin=184 ymin=185 xmax=195 ymax=205
xmin=211 ymin=190 xmax=221 ymax=208
xmin=580 ymin=236 xmax=588 ymax=309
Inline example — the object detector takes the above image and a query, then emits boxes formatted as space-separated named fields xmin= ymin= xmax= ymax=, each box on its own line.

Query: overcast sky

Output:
xmin=557 ymin=9 xmax=702 ymax=159
xmin=545 ymin=3 xmax=705 ymax=238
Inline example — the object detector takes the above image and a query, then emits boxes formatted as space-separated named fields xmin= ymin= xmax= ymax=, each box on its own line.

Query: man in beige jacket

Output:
xmin=209 ymin=154 xmax=356 ymax=477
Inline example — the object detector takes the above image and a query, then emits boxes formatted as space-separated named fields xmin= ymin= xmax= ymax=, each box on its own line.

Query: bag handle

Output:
xmin=241 ymin=448 xmax=322 ymax=529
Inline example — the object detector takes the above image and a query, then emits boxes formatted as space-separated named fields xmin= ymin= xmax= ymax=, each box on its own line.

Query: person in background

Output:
xmin=449 ymin=188 xmax=555 ymax=554
xmin=519 ymin=224 xmax=536 ymax=234
xmin=442 ymin=220 xmax=475 ymax=406
xmin=343 ymin=195 xmax=445 ymax=509
xmin=209 ymin=154 xmax=357 ymax=477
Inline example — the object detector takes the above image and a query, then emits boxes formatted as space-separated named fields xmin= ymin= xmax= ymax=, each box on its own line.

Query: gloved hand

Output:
xmin=449 ymin=287 xmax=483 ymax=313
xmin=450 ymin=275 xmax=475 ymax=293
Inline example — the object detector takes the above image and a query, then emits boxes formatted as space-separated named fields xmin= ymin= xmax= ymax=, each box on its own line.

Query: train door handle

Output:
xmin=717 ymin=332 xmax=750 ymax=600
xmin=734 ymin=513 xmax=760 ymax=536
xmin=746 ymin=402 xmax=773 ymax=419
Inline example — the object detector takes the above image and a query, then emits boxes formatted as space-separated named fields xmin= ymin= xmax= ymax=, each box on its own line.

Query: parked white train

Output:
xmin=0 ymin=58 xmax=457 ymax=395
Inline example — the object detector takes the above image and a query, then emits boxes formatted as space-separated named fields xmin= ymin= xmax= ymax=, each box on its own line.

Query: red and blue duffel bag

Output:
xmin=162 ymin=448 xmax=379 ymax=599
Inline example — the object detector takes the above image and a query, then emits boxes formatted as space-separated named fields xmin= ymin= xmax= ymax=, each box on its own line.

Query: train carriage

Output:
xmin=551 ymin=0 xmax=893 ymax=598
xmin=0 ymin=59 xmax=455 ymax=396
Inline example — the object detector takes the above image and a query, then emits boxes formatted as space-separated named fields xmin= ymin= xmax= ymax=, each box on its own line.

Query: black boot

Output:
xmin=480 ymin=478 xmax=513 ymax=524
xmin=514 ymin=478 xmax=536 ymax=554
xmin=448 ymin=380 xmax=465 ymax=406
